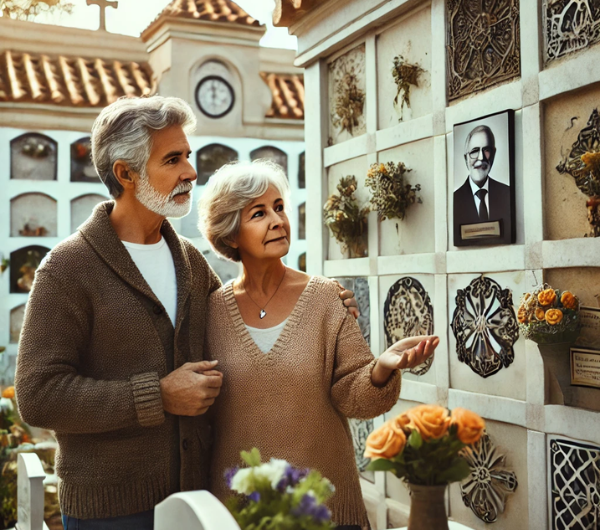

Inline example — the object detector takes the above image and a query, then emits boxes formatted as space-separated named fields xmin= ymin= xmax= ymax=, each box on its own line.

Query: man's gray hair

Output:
xmin=464 ymin=125 xmax=496 ymax=155
xmin=91 ymin=96 xmax=197 ymax=198
xmin=198 ymin=159 xmax=291 ymax=262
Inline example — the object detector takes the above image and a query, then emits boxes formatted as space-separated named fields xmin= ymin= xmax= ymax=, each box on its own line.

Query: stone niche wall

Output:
xmin=302 ymin=0 xmax=600 ymax=527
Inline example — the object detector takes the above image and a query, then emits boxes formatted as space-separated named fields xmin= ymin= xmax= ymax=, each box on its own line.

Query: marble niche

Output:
xmin=71 ymin=137 xmax=99 ymax=182
xmin=9 ymin=245 xmax=50 ymax=294
xmin=250 ymin=146 xmax=288 ymax=175
xmin=10 ymin=193 xmax=57 ymax=237
xmin=196 ymin=144 xmax=238 ymax=186
xmin=11 ymin=132 xmax=57 ymax=180
xmin=328 ymin=44 xmax=366 ymax=145
xmin=10 ymin=304 xmax=26 ymax=344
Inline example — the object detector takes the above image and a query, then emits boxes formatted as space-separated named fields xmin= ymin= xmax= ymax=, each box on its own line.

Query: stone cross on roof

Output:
xmin=86 ymin=0 xmax=118 ymax=31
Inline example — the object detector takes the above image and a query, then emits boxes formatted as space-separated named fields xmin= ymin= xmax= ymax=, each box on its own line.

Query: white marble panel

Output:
xmin=326 ymin=156 xmax=370 ymax=260
xmin=448 ymin=271 xmax=527 ymax=401
xmin=379 ymin=273 xmax=436 ymax=385
xmin=70 ymin=194 xmax=108 ymax=233
xmin=376 ymin=5 xmax=432 ymax=129
xmin=10 ymin=193 xmax=57 ymax=237
xmin=378 ymin=138 xmax=435 ymax=256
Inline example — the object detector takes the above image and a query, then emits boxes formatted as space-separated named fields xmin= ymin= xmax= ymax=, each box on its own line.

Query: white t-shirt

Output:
xmin=246 ymin=319 xmax=288 ymax=353
xmin=122 ymin=237 xmax=177 ymax=327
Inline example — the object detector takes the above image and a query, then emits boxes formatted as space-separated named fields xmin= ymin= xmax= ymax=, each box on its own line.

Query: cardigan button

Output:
xmin=182 ymin=438 xmax=188 ymax=451
xmin=153 ymin=305 xmax=163 ymax=315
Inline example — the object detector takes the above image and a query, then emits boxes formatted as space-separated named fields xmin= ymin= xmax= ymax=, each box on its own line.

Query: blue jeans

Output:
xmin=62 ymin=510 xmax=154 ymax=530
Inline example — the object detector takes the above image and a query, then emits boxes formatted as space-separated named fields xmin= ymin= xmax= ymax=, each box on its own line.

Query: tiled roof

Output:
xmin=155 ymin=0 xmax=261 ymax=27
xmin=261 ymin=72 xmax=304 ymax=120
xmin=0 ymin=50 xmax=155 ymax=107
xmin=273 ymin=0 xmax=317 ymax=27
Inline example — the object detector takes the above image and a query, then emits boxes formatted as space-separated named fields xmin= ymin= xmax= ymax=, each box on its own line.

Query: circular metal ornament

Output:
xmin=383 ymin=277 xmax=434 ymax=376
xmin=451 ymin=275 xmax=519 ymax=378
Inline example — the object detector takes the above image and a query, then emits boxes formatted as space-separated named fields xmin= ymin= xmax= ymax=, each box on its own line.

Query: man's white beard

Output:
xmin=135 ymin=175 xmax=193 ymax=218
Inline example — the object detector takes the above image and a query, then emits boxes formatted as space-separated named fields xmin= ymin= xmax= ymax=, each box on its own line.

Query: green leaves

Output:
xmin=241 ymin=447 xmax=262 ymax=467
xmin=365 ymin=458 xmax=397 ymax=472
xmin=408 ymin=430 xmax=423 ymax=449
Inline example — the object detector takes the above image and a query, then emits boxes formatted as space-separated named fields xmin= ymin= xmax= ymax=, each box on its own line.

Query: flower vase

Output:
xmin=407 ymin=484 xmax=449 ymax=530
xmin=538 ymin=342 xmax=572 ymax=405
xmin=347 ymin=238 xmax=368 ymax=259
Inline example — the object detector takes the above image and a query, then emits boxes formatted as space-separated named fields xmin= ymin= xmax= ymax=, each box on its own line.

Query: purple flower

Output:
xmin=248 ymin=491 xmax=261 ymax=502
xmin=277 ymin=465 xmax=310 ymax=491
xmin=224 ymin=467 xmax=239 ymax=489
xmin=292 ymin=493 xmax=331 ymax=523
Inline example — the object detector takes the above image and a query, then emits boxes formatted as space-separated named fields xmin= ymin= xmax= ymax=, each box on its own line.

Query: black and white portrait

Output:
xmin=453 ymin=110 xmax=515 ymax=246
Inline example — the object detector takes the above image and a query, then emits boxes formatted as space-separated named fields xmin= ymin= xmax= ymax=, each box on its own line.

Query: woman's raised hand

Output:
xmin=371 ymin=335 xmax=439 ymax=386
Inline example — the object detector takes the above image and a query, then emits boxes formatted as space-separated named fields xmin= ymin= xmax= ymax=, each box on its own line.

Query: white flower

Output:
xmin=230 ymin=468 xmax=253 ymax=495
xmin=230 ymin=458 xmax=289 ymax=494
xmin=0 ymin=398 xmax=13 ymax=414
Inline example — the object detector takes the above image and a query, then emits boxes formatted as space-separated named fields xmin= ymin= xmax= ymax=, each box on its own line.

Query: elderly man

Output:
xmin=15 ymin=96 xmax=356 ymax=530
xmin=453 ymin=124 xmax=511 ymax=245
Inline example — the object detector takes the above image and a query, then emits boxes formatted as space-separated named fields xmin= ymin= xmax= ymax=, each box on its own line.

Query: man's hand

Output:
xmin=372 ymin=336 xmax=440 ymax=386
xmin=334 ymin=280 xmax=360 ymax=319
xmin=160 ymin=360 xmax=223 ymax=416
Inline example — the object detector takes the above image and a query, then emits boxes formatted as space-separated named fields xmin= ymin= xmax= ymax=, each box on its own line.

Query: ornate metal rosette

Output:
xmin=446 ymin=0 xmax=521 ymax=101
xmin=549 ymin=437 xmax=600 ymax=529
xmin=349 ymin=418 xmax=374 ymax=472
xmin=451 ymin=275 xmax=519 ymax=378
xmin=544 ymin=0 xmax=600 ymax=63
xmin=383 ymin=277 xmax=434 ymax=376
xmin=461 ymin=431 xmax=518 ymax=523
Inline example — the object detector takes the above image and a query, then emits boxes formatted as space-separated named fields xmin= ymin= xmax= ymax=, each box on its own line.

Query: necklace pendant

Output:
xmin=260 ymin=309 xmax=267 ymax=319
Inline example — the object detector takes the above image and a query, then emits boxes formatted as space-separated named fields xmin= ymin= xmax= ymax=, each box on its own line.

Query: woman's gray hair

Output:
xmin=91 ymin=96 xmax=197 ymax=198
xmin=198 ymin=159 xmax=291 ymax=262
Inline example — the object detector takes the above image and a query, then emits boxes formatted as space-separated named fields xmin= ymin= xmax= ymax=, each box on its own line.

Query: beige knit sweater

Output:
xmin=206 ymin=276 xmax=401 ymax=529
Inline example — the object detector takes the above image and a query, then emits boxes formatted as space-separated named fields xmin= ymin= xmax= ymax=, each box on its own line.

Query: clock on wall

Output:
xmin=195 ymin=75 xmax=235 ymax=118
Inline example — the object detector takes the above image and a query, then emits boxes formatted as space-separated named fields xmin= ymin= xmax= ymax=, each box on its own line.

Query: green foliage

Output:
xmin=366 ymin=431 xmax=471 ymax=486
xmin=323 ymin=176 xmax=369 ymax=257
xmin=227 ymin=449 xmax=335 ymax=530
xmin=391 ymin=55 xmax=424 ymax=121
xmin=365 ymin=161 xmax=421 ymax=222
xmin=0 ymin=0 xmax=73 ymax=20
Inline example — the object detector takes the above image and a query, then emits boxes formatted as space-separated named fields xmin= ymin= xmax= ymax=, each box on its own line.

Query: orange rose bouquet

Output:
xmin=364 ymin=405 xmax=485 ymax=485
xmin=517 ymin=284 xmax=581 ymax=344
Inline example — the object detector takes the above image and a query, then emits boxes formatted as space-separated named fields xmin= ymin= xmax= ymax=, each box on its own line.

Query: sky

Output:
xmin=32 ymin=0 xmax=297 ymax=49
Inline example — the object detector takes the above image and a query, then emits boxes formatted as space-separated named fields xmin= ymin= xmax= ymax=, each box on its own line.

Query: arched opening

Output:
xmin=196 ymin=144 xmax=238 ymax=185
xmin=10 ymin=132 xmax=58 ymax=180
xmin=10 ymin=193 xmax=57 ymax=237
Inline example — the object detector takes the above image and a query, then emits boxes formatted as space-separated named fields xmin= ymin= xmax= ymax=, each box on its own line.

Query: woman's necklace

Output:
xmin=243 ymin=268 xmax=287 ymax=319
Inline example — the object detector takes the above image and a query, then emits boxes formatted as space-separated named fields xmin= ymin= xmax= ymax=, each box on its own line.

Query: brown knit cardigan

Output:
xmin=206 ymin=277 xmax=401 ymax=530
xmin=15 ymin=201 xmax=221 ymax=519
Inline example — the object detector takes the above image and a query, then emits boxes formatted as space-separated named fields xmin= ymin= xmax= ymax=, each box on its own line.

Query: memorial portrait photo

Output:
xmin=453 ymin=109 xmax=516 ymax=246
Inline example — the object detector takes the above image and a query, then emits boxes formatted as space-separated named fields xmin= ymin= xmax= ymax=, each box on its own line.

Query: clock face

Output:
xmin=195 ymin=76 xmax=235 ymax=118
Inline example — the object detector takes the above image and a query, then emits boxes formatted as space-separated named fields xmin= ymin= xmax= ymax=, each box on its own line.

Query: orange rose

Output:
xmin=535 ymin=308 xmax=546 ymax=321
xmin=404 ymin=405 xmax=450 ymax=441
xmin=538 ymin=288 xmax=557 ymax=306
xmin=561 ymin=291 xmax=578 ymax=310
xmin=378 ymin=163 xmax=387 ymax=174
xmin=450 ymin=408 xmax=485 ymax=445
xmin=1 ymin=387 xmax=14 ymax=399
xmin=364 ymin=419 xmax=406 ymax=459
xmin=545 ymin=309 xmax=563 ymax=325
xmin=517 ymin=307 xmax=529 ymax=323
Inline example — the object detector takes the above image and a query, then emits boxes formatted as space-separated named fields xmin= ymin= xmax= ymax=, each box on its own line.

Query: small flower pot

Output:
xmin=407 ymin=483 xmax=449 ymax=530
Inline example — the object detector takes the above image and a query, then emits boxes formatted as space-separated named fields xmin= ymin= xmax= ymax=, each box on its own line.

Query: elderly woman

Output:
xmin=198 ymin=160 xmax=438 ymax=530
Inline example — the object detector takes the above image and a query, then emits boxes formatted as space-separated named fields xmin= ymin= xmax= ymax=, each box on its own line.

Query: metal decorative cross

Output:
xmin=86 ymin=0 xmax=118 ymax=31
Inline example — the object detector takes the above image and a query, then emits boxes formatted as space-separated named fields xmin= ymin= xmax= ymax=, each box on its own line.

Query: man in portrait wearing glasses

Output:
xmin=453 ymin=124 xmax=511 ymax=245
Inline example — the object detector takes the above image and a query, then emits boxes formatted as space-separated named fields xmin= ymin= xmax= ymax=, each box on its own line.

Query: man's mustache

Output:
xmin=169 ymin=182 xmax=193 ymax=198
xmin=473 ymin=160 xmax=489 ymax=170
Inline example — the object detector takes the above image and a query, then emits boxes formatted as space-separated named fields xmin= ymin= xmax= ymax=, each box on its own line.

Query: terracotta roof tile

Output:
xmin=157 ymin=0 xmax=261 ymax=27
xmin=261 ymin=72 xmax=304 ymax=120
xmin=0 ymin=50 xmax=155 ymax=107
xmin=273 ymin=0 xmax=317 ymax=27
